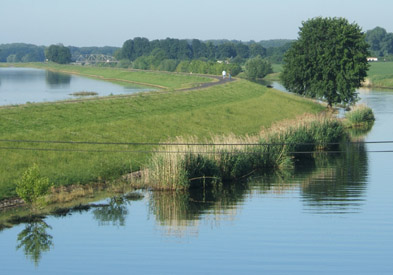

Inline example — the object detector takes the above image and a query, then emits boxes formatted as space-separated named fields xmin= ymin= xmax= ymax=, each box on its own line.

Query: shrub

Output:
xmin=16 ymin=164 xmax=52 ymax=204
xmin=345 ymin=104 xmax=375 ymax=127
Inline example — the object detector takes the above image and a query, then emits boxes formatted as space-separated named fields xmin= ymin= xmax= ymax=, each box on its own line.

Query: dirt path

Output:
xmin=176 ymin=75 xmax=236 ymax=92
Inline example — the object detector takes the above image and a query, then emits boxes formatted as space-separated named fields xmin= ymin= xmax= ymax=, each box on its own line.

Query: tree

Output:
xmin=249 ymin=43 xmax=266 ymax=58
xmin=15 ymin=164 xmax=52 ymax=205
xmin=45 ymin=44 xmax=71 ymax=64
xmin=366 ymin=27 xmax=387 ymax=55
xmin=281 ymin=17 xmax=369 ymax=107
xmin=244 ymin=56 xmax=272 ymax=79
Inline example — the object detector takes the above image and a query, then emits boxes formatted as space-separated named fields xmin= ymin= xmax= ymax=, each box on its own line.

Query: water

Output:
xmin=1 ymin=81 xmax=393 ymax=274
xmin=0 ymin=67 xmax=153 ymax=106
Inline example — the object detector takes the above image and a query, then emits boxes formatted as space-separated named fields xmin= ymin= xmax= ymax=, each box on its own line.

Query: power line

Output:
xmin=1 ymin=146 xmax=393 ymax=155
xmin=1 ymin=138 xmax=393 ymax=147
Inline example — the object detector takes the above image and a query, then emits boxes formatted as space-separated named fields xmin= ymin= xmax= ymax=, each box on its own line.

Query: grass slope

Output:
xmin=0 ymin=75 xmax=323 ymax=200
xmin=5 ymin=63 xmax=214 ymax=90
xmin=367 ymin=62 xmax=393 ymax=89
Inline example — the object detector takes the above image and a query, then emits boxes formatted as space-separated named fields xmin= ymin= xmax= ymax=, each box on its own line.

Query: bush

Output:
xmin=345 ymin=104 xmax=375 ymax=127
xmin=245 ymin=56 xmax=273 ymax=79
xmin=16 ymin=164 xmax=52 ymax=204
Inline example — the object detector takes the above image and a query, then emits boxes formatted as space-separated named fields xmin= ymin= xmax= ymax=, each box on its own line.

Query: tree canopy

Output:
xmin=366 ymin=26 xmax=393 ymax=57
xmin=245 ymin=56 xmax=273 ymax=80
xmin=45 ymin=44 xmax=72 ymax=64
xmin=281 ymin=17 xmax=369 ymax=107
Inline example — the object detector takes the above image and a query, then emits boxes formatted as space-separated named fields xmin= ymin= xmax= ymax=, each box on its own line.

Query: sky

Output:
xmin=1 ymin=0 xmax=393 ymax=47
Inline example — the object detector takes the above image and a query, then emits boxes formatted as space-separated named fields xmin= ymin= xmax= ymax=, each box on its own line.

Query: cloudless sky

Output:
xmin=1 ymin=0 xmax=393 ymax=47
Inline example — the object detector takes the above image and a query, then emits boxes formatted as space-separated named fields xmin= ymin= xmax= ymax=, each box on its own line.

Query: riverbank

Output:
xmin=1 ymin=63 xmax=215 ymax=90
xmin=365 ymin=62 xmax=393 ymax=89
xmin=263 ymin=62 xmax=393 ymax=89
xmin=0 ymin=66 xmax=324 ymax=201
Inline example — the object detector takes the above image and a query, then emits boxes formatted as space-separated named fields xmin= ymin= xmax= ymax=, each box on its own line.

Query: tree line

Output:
xmin=0 ymin=44 xmax=119 ymax=63
xmin=366 ymin=26 xmax=393 ymax=58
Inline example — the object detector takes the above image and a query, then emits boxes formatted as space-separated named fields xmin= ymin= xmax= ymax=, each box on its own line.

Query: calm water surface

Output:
xmin=0 ymin=67 xmax=153 ymax=106
xmin=1 ymin=81 xmax=393 ymax=274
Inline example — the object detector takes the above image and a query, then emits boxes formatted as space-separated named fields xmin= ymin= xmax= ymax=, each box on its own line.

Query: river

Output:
xmin=0 ymin=67 xmax=153 ymax=106
xmin=0 ymin=75 xmax=393 ymax=274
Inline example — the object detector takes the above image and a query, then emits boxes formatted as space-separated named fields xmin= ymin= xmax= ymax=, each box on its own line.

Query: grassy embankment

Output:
xmin=2 ymin=62 xmax=215 ymax=90
xmin=0 ymin=64 xmax=324 ymax=201
xmin=366 ymin=62 xmax=393 ymax=89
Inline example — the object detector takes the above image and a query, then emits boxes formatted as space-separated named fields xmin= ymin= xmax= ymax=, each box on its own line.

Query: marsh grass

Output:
xmin=144 ymin=113 xmax=348 ymax=189
xmin=69 ymin=91 xmax=98 ymax=96
xmin=345 ymin=104 xmax=375 ymax=128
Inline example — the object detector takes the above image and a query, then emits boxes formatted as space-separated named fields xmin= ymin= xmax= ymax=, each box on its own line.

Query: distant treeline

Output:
xmin=0 ymin=44 xmax=119 ymax=63
xmin=0 ymin=39 xmax=293 ymax=64
xmin=115 ymin=37 xmax=292 ymax=64
xmin=366 ymin=27 xmax=393 ymax=58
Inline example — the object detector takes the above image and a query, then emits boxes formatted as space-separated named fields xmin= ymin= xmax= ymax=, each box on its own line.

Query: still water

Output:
xmin=1 ymin=82 xmax=393 ymax=274
xmin=0 ymin=67 xmax=153 ymax=106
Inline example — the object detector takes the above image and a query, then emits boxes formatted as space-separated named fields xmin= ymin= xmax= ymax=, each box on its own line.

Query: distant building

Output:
xmin=367 ymin=57 xmax=379 ymax=62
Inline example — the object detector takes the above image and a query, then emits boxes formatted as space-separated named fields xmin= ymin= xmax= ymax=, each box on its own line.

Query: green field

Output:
xmin=3 ymin=63 xmax=214 ymax=90
xmin=367 ymin=62 xmax=393 ymax=88
xmin=0 ymin=66 xmax=324 ymax=200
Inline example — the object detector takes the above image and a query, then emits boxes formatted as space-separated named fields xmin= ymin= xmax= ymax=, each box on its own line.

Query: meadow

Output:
xmin=367 ymin=62 xmax=393 ymax=89
xmin=0 ymin=70 xmax=324 ymax=200
xmin=3 ymin=63 xmax=214 ymax=90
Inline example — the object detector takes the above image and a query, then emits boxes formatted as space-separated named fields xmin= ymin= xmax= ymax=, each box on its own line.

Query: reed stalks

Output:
xmin=344 ymin=104 xmax=375 ymax=128
xmin=143 ymin=113 xmax=348 ymax=189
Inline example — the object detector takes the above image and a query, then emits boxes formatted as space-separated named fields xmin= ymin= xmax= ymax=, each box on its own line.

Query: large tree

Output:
xmin=281 ymin=17 xmax=369 ymax=107
xmin=245 ymin=56 xmax=272 ymax=80
xmin=45 ymin=44 xmax=71 ymax=64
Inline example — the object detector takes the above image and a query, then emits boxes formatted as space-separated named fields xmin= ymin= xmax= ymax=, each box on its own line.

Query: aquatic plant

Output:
xmin=345 ymin=104 xmax=375 ymax=128
xmin=144 ymin=113 xmax=347 ymax=189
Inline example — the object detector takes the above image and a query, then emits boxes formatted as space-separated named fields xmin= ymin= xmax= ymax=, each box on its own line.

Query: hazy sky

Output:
xmin=1 ymin=0 xmax=393 ymax=47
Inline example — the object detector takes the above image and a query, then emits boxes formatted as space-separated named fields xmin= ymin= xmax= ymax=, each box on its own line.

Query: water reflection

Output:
xmin=300 ymin=142 xmax=368 ymax=214
xmin=147 ymin=142 xmax=369 ymax=236
xmin=149 ymin=182 xmax=250 ymax=237
xmin=45 ymin=71 xmax=71 ymax=88
xmin=16 ymin=221 xmax=53 ymax=266
xmin=92 ymin=197 xmax=129 ymax=226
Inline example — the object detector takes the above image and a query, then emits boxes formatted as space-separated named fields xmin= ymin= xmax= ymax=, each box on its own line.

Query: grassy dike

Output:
xmin=0 ymin=65 xmax=324 ymax=201
xmin=366 ymin=62 xmax=393 ymax=89
xmin=1 ymin=62 xmax=215 ymax=90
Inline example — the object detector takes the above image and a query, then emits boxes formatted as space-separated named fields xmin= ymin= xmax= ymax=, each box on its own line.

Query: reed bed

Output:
xmin=345 ymin=104 xmax=375 ymax=128
xmin=143 ymin=113 xmax=348 ymax=190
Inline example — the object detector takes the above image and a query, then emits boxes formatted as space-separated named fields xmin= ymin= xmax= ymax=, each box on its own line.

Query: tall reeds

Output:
xmin=345 ymin=104 xmax=375 ymax=128
xmin=143 ymin=113 xmax=348 ymax=190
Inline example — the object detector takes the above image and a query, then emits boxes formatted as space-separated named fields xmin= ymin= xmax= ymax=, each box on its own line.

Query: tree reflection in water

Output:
xmin=16 ymin=221 xmax=53 ymax=266
xmin=92 ymin=197 xmax=130 ymax=226
xmin=149 ymin=182 xmax=250 ymax=237
xmin=148 ymin=141 xmax=370 ymax=236
xmin=45 ymin=71 xmax=71 ymax=87
xmin=300 ymin=142 xmax=368 ymax=214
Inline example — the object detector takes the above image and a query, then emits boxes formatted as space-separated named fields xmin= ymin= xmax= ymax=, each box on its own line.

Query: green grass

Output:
xmin=344 ymin=104 xmax=375 ymax=127
xmin=272 ymin=64 xmax=283 ymax=73
xmin=0 ymin=74 xmax=324 ymax=200
xmin=366 ymin=62 xmax=393 ymax=89
xmin=263 ymin=64 xmax=283 ymax=81
xmin=7 ymin=63 xmax=214 ymax=90
xmin=144 ymin=113 xmax=347 ymax=190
